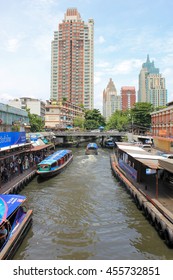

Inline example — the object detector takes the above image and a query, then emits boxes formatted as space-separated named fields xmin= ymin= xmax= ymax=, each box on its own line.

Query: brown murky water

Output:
xmin=14 ymin=147 xmax=173 ymax=260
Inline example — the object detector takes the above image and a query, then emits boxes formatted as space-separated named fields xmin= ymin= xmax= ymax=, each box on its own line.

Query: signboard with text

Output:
xmin=0 ymin=132 xmax=26 ymax=149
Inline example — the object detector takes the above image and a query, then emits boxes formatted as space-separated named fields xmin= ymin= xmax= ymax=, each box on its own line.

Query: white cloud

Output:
xmin=98 ymin=35 xmax=105 ymax=44
xmin=0 ymin=93 xmax=15 ymax=103
xmin=33 ymin=34 xmax=52 ymax=55
xmin=113 ymin=59 xmax=142 ymax=75
xmin=6 ymin=38 xmax=20 ymax=52
xmin=95 ymin=61 xmax=111 ymax=68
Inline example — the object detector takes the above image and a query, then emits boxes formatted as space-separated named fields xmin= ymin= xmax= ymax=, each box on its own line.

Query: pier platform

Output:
xmin=0 ymin=168 xmax=36 ymax=194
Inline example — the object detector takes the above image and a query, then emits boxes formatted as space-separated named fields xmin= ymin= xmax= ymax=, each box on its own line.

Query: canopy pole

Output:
xmin=156 ymin=170 xmax=158 ymax=199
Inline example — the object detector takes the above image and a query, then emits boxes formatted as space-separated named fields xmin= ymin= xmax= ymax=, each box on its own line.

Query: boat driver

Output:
xmin=0 ymin=225 xmax=8 ymax=247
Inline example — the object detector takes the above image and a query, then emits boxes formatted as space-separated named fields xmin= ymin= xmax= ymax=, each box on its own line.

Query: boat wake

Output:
xmin=80 ymin=155 xmax=97 ymax=164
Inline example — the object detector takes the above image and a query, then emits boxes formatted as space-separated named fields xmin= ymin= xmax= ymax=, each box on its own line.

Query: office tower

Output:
xmin=50 ymin=8 xmax=94 ymax=110
xmin=121 ymin=86 xmax=136 ymax=111
xmin=138 ymin=55 xmax=167 ymax=107
xmin=103 ymin=78 xmax=121 ymax=121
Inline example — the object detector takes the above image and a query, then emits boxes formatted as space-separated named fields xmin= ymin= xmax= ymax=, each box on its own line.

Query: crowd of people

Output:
xmin=0 ymin=151 xmax=47 ymax=186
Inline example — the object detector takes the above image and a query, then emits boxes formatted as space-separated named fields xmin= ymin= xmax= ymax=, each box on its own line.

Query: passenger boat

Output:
xmin=110 ymin=143 xmax=173 ymax=248
xmin=0 ymin=194 xmax=33 ymax=260
xmin=36 ymin=149 xmax=73 ymax=178
xmin=104 ymin=138 xmax=115 ymax=148
xmin=85 ymin=143 xmax=98 ymax=155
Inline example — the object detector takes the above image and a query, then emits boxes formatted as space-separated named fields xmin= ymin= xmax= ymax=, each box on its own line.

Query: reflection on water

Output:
xmin=14 ymin=148 xmax=173 ymax=260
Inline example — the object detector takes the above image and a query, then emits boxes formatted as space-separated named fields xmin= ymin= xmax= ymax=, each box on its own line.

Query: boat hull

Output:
xmin=0 ymin=210 xmax=33 ymax=260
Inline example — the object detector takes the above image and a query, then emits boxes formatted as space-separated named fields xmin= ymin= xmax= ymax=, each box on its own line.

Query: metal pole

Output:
xmin=156 ymin=170 xmax=158 ymax=199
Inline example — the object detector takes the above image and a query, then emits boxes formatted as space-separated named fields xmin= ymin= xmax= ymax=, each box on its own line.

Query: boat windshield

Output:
xmin=38 ymin=164 xmax=50 ymax=171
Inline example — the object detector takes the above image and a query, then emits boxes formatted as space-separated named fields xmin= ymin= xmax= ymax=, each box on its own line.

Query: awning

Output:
xmin=30 ymin=144 xmax=53 ymax=152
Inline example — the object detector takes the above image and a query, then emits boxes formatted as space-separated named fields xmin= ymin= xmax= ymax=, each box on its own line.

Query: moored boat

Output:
xmin=104 ymin=138 xmax=115 ymax=148
xmin=0 ymin=194 xmax=33 ymax=260
xmin=85 ymin=143 xmax=98 ymax=155
xmin=36 ymin=149 xmax=73 ymax=178
xmin=110 ymin=143 xmax=173 ymax=248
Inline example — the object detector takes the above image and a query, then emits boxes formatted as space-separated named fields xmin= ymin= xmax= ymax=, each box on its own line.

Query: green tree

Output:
xmin=73 ymin=116 xmax=85 ymax=129
xmin=131 ymin=102 xmax=154 ymax=130
xmin=27 ymin=109 xmax=45 ymax=132
xmin=106 ymin=110 xmax=129 ymax=131
xmin=84 ymin=109 xmax=106 ymax=130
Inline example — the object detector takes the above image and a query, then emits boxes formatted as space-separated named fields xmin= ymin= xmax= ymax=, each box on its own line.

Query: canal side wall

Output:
xmin=110 ymin=153 xmax=173 ymax=248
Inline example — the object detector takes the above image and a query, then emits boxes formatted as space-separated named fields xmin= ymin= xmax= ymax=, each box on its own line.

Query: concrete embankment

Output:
xmin=110 ymin=153 xmax=173 ymax=248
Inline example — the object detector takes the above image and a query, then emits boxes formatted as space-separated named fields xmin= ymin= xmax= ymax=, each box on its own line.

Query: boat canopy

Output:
xmin=87 ymin=143 xmax=98 ymax=149
xmin=0 ymin=194 xmax=26 ymax=225
xmin=38 ymin=150 xmax=71 ymax=166
xmin=117 ymin=143 xmax=162 ymax=170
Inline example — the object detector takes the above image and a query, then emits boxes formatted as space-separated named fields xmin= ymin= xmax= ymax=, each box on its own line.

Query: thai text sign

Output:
xmin=0 ymin=132 xmax=26 ymax=148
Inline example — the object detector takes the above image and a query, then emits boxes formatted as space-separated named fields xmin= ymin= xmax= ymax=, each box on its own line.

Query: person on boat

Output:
xmin=0 ymin=225 xmax=8 ymax=247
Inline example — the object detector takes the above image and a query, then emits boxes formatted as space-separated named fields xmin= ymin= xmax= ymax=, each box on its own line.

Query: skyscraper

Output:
xmin=138 ymin=55 xmax=167 ymax=107
xmin=103 ymin=78 xmax=121 ymax=121
xmin=50 ymin=8 xmax=94 ymax=110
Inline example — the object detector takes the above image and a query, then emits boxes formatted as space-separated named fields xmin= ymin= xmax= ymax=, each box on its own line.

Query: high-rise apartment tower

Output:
xmin=50 ymin=8 xmax=94 ymax=110
xmin=138 ymin=55 xmax=167 ymax=107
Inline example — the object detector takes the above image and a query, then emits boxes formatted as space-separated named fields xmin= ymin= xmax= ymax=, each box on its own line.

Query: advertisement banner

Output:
xmin=0 ymin=132 xmax=26 ymax=148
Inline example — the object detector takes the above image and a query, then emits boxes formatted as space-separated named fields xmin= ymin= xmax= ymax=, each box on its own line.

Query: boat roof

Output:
xmin=38 ymin=149 xmax=72 ymax=165
xmin=117 ymin=143 xmax=162 ymax=169
xmin=117 ymin=144 xmax=163 ymax=159
xmin=87 ymin=143 xmax=98 ymax=148
xmin=159 ymin=158 xmax=173 ymax=173
xmin=0 ymin=194 xmax=26 ymax=225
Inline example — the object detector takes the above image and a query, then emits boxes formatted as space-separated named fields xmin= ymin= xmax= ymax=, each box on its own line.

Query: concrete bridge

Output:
xmin=53 ymin=130 xmax=126 ymax=146
xmin=54 ymin=130 xmax=126 ymax=137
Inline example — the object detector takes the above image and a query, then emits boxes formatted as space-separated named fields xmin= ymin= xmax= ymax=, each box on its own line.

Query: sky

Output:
xmin=1 ymin=0 xmax=173 ymax=113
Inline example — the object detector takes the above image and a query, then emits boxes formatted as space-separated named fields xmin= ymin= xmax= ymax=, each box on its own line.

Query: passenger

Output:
xmin=0 ymin=225 xmax=8 ymax=247
xmin=2 ymin=167 xmax=8 ymax=182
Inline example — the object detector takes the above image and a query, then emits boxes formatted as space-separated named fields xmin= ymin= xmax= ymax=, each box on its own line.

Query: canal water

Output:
xmin=14 ymin=147 xmax=173 ymax=260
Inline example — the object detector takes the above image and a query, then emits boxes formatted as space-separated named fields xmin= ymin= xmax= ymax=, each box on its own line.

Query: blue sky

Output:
xmin=0 ymin=0 xmax=173 ymax=113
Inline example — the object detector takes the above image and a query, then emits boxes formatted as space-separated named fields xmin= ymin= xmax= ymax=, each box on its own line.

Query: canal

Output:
xmin=14 ymin=147 xmax=173 ymax=260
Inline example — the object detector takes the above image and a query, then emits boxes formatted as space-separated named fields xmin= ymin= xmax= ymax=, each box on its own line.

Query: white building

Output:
xmin=9 ymin=97 xmax=45 ymax=119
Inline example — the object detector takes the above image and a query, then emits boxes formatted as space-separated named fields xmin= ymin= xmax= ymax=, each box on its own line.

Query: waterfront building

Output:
xmin=151 ymin=101 xmax=173 ymax=152
xmin=50 ymin=8 xmax=94 ymax=110
xmin=103 ymin=78 xmax=121 ymax=121
xmin=121 ymin=86 xmax=136 ymax=111
xmin=0 ymin=103 xmax=30 ymax=132
xmin=9 ymin=97 xmax=45 ymax=119
xmin=138 ymin=55 xmax=167 ymax=107
xmin=45 ymin=100 xmax=84 ymax=130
